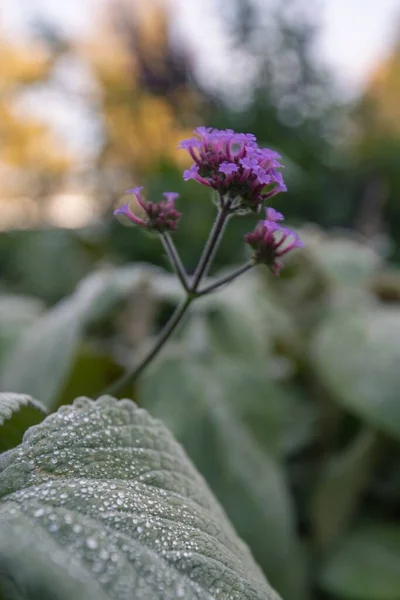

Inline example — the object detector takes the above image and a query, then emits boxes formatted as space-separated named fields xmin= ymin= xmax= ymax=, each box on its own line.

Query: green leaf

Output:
xmin=301 ymin=229 xmax=381 ymax=287
xmin=312 ymin=306 xmax=400 ymax=439
xmin=139 ymin=355 xmax=306 ymax=600
xmin=0 ymin=295 xmax=44 ymax=364
xmin=55 ymin=344 xmax=129 ymax=407
xmin=198 ymin=271 xmax=295 ymax=359
xmin=311 ymin=429 xmax=379 ymax=551
xmin=0 ymin=392 xmax=47 ymax=453
xmin=281 ymin=390 xmax=318 ymax=456
xmin=0 ymin=266 xmax=163 ymax=410
xmin=320 ymin=524 xmax=400 ymax=600
xmin=0 ymin=396 xmax=280 ymax=600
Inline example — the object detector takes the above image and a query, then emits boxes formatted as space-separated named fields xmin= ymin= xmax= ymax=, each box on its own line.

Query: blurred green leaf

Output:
xmin=312 ymin=306 xmax=400 ymax=439
xmin=0 ymin=295 xmax=44 ymax=364
xmin=0 ymin=396 xmax=280 ymax=600
xmin=302 ymin=229 xmax=381 ymax=287
xmin=311 ymin=429 xmax=379 ymax=551
xmin=55 ymin=344 xmax=130 ymax=406
xmin=0 ymin=392 xmax=47 ymax=452
xmin=320 ymin=524 xmax=400 ymax=600
xmin=139 ymin=353 xmax=306 ymax=600
xmin=199 ymin=270 xmax=296 ymax=360
xmin=0 ymin=266 xmax=163 ymax=410
xmin=0 ymin=229 xmax=96 ymax=304
xmin=281 ymin=390 xmax=319 ymax=456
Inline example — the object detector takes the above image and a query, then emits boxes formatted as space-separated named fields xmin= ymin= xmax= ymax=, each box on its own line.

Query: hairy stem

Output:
xmin=197 ymin=261 xmax=255 ymax=296
xmin=104 ymin=296 xmax=192 ymax=395
xmin=190 ymin=203 xmax=231 ymax=291
xmin=105 ymin=204 xmax=234 ymax=395
xmin=161 ymin=232 xmax=189 ymax=291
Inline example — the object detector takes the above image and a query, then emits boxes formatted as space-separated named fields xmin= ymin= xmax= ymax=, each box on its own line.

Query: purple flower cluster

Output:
xmin=114 ymin=187 xmax=181 ymax=233
xmin=180 ymin=127 xmax=286 ymax=212
xmin=245 ymin=207 xmax=304 ymax=275
xmin=114 ymin=126 xmax=303 ymax=275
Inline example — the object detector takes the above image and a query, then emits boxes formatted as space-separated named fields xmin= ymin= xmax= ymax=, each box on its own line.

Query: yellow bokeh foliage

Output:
xmin=0 ymin=38 xmax=70 ymax=197
xmin=81 ymin=0 xmax=198 ymax=175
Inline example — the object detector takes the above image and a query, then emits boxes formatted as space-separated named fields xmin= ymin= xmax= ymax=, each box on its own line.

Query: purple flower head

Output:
xmin=245 ymin=218 xmax=303 ymax=275
xmin=179 ymin=126 xmax=287 ymax=213
xmin=114 ymin=187 xmax=181 ymax=233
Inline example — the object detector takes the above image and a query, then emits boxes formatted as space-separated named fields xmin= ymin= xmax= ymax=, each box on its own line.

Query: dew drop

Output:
xmin=86 ymin=537 xmax=98 ymax=550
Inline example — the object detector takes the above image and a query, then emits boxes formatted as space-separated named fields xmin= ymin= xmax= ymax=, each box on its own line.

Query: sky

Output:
xmin=320 ymin=0 xmax=399 ymax=92
xmin=1 ymin=0 xmax=399 ymax=158
xmin=2 ymin=0 xmax=399 ymax=95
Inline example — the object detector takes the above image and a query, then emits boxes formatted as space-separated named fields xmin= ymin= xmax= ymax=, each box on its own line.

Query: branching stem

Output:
xmin=105 ymin=204 xmax=244 ymax=396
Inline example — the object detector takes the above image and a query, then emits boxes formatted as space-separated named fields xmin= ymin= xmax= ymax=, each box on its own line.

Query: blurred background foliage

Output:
xmin=1 ymin=1 xmax=400 ymax=599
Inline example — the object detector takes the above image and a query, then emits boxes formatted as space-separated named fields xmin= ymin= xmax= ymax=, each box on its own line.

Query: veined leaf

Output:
xmin=0 ymin=396 xmax=279 ymax=600
xmin=139 ymin=355 xmax=306 ymax=600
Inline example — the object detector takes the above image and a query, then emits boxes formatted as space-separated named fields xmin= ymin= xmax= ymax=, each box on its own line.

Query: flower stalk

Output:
xmin=106 ymin=126 xmax=304 ymax=395
xmin=105 ymin=208 xmax=231 ymax=395
xmin=160 ymin=233 xmax=189 ymax=292
xmin=191 ymin=201 xmax=232 ymax=290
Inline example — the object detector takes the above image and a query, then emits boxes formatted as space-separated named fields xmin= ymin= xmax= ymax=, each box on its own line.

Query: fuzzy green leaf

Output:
xmin=0 ymin=396 xmax=279 ymax=600
xmin=0 ymin=267 xmax=162 ymax=410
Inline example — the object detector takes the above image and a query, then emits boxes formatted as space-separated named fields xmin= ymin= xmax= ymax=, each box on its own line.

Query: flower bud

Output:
xmin=114 ymin=187 xmax=181 ymax=233
xmin=245 ymin=209 xmax=303 ymax=275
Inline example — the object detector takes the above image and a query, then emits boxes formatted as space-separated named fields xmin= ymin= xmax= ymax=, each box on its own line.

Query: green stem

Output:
xmin=190 ymin=203 xmax=231 ymax=291
xmin=105 ymin=203 xmax=233 ymax=396
xmin=161 ymin=233 xmax=189 ymax=291
xmin=197 ymin=261 xmax=255 ymax=296
xmin=104 ymin=296 xmax=193 ymax=395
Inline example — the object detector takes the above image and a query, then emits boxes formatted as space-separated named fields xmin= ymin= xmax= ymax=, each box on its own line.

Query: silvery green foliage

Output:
xmin=320 ymin=524 xmax=400 ymax=600
xmin=312 ymin=306 xmax=400 ymax=440
xmin=0 ymin=295 xmax=44 ymax=363
xmin=0 ymin=266 xmax=171 ymax=410
xmin=0 ymin=396 xmax=280 ymax=600
xmin=139 ymin=353 xmax=304 ymax=600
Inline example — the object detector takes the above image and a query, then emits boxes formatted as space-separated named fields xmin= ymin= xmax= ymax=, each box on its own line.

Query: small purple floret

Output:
xmin=219 ymin=162 xmax=239 ymax=175
xmin=114 ymin=203 xmax=146 ymax=227
xmin=265 ymin=207 xmax=284 ymax=222
xmin=183 ymin=165 xmax=199 ymax=181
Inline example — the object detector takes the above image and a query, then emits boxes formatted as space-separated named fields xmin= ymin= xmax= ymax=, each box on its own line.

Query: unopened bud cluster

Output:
xmin=245 ymin=207 xmax=303 ymax=275
xmin=114 ymin=187 xmax=181 ymax=234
